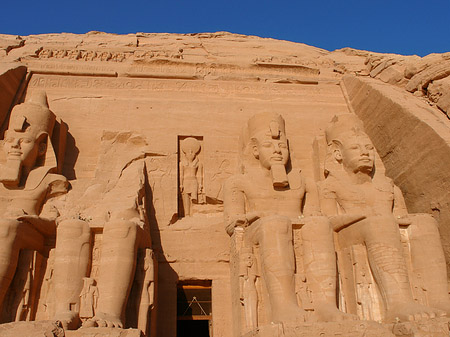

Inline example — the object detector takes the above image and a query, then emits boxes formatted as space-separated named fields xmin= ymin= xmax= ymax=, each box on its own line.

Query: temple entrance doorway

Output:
xmin=176 ymin=280 xmax=212 ymax=337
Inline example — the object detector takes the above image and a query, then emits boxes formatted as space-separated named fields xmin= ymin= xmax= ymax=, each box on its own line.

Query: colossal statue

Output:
xmin=0 ymin=92 xmax=68 ymax=319
xmin=52 ymin=132 xmax=154 ymax=331
xmin=224 ymin=112 xmax=353 ymax=325
xmin=319 ymin=114 xmax=450 ymax=322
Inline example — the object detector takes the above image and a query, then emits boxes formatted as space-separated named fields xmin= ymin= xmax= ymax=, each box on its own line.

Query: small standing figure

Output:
xmin=79 ymin=277 xmax=98 ymax=323
xmin=239 ymin=247 xmax=258 ymax=330
xmin=179 ymin=137 xmax=204 ymax=217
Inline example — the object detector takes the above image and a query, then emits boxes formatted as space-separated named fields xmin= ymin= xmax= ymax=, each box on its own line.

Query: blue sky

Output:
xmin=1 ymin=0 xmax=449 ymax=57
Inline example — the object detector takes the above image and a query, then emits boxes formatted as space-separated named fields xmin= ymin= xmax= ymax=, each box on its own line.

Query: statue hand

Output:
xmin=329 ymin=214 xmax=367 ymax=232
xmin=17 ymin=214 xmax=56 ymax=236
xmin=396 ymin=216 xmax=412 ymax=225
xmin=5 ymin=208 xmax=27 ymax=219
xmin=225 ymin=215 xmax=248 ymax=235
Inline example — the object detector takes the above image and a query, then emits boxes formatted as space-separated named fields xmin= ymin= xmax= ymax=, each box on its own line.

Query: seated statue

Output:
xmin=51 ymin=132 xmax=154 ymax=331
xmin=318 ymin=114 xmax=450 ymax=322
xmin=224 ymin=112 xmax=354 ymax=325
xmin=0 ymin=92 xmax=68 ymax=319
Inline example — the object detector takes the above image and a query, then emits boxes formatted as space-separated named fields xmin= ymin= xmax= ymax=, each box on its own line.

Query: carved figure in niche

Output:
xmin=53 ymin=132 xmax=153 ymax=331
xmin=0 ymin=92 xmax=68 ymax=319
xmin=319 ymin=114 xmax=450 ymax=322
xmin=224 ymin=112 xmax=354 ymax=324
xmin=79 ymin=277 xmax=98 ymax=322
xmin=179 ymin=137 xmax=204 ymax=216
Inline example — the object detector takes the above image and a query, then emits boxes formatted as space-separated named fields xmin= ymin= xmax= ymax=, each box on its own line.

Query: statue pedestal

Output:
xmin=241 ymin=318 xmax=450 ymax=337
xmin=66 ymin=327 xmax=143 ymax=337
xmin=242 ymin=321 xmax=394 ymax=337
xmin=386 ymin=318 xmax=450 ymax=337
xmin=0 ymin=320 xmax=64 ymax=337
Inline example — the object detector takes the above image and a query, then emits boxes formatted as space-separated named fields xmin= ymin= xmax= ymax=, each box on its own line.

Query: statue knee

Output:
xmin=0 ymin=219 xmax=20 ymax=240
xmin=104 ymin=220 xmax=138 ymax=240
xmin=57 ymin=219 xmax=90 ymax=240
xmin=302 ymin=216 xmax=332 ymax=235
xmin=409 ymin=213 xmax=440 ymax=239
xmin=258 ymin=215 xmax=291 ymax=235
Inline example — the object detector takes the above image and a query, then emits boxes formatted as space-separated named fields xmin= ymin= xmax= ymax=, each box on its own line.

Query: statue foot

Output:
xmin=271 ymin=303 xmax=310 ymax=324
xmin=314 ymin=302 xmax=358 ymax=322
xmin=430 ymin=301 xmax=450 ymax=316
xmin=54 ymin=311 xmax=80 ymax=330
xmin=83 ymin=312 xmax=124 ymax=328
xmin=385 ymin=302 xmax=446 ymax=323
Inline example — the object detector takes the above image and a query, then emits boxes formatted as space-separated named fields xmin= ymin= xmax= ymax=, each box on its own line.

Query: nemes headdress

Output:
xmin=238 ymin=112 xmax=290 ymax=187
xmin=325 ymin=114 xmax=365 ymax=145
xmin=8 ymin=91 xmax=57 ymax=171
xmin=324 ymin=114 xmax=367 ymax=177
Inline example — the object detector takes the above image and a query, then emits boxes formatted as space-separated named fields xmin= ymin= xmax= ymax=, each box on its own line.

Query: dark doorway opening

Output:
xmin=177 ymin=280 xmax=212 ymax=337
xmin=177 ymin=319 xmax=210 ymax=337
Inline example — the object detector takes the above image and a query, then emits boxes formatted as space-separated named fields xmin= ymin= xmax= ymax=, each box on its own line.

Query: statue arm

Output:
xmin=198 ymin=162 xmax=204 ymax=190
xmin=303 ymin=178 xmax=321 ymax=216
xmin=317 ymin=181 xmax=338 ymax=216
xmin=223 ymin=176 xmax=247 ymax=236
xmin=393 ymin=184 xmax=410 ymax=223
xmin=179 ymin=163 xmax=184 ymax=191
xmin=17 ymin=174 xmax=69 ymax=236
xmin=318 ymin=180 xmax=366 ymax=231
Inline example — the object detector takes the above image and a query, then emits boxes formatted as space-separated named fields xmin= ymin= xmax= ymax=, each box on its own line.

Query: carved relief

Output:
xmin=178 ymin=136 xmax=204 ymax=217
xmin=37 ymin=48 xmax=184 ymax=63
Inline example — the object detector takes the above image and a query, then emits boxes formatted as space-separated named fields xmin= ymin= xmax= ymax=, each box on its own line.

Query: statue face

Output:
xmin=253 ymin=134 xmax=289 ymax=170
xmin=184 ymin=149 xmax=196 ymax=161
xmin=3 ymin=130 xmax=42 ymax=169
xmin=337 ymin=134 xmax=375 ymax=173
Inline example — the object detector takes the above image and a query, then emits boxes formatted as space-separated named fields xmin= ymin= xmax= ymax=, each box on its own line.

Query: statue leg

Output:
xmin=89 ymin=220 xmax=139 ymax=328
xmin=0 ymin=219 xmax=44 ymax=315
xmin=53 ymin=219 xmax=91 ymax=330
xmin=361 ymin=215 xmax=444 ymax=322
xmin=408 ymin=214 xmax=450 ymax=314
xmin=246 ymin=215 xmax=307 ymax=323
xmin=182 ymin=192 xmax=191 ymax=217
xmin=302 ymin=216 xmax=356 ymax=321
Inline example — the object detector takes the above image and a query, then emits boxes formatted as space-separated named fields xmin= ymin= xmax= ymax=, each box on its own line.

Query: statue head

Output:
xmin=325 ymin=114 xmax=375 ymax=176
xmin=1 ymin=91 xmax=56 ymax=185
xmin=240 ymin=112 xmax=290 ymax=187
xmin=181 ymin=137 xmax=201 ymax=162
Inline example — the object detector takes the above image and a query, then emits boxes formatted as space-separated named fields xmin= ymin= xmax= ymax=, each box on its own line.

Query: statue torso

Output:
xmin=322 ymin=174 xmax=395 ymax=216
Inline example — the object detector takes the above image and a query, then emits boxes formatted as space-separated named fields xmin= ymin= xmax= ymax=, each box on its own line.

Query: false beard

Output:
xmin=0 ymin=158 xmax=22 ymax=185
xmin=270 ymin=163 xmax=289 ymax=188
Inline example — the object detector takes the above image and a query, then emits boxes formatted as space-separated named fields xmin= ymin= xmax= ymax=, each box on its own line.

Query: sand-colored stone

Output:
xmin=0 ymin=31 xmax=448 ymax=337
xmin=0 ymin=320 xmax=64 ymax=337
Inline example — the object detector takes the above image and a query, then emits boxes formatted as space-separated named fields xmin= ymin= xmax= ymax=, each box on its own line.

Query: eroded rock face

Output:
xmin=0 ymin=32 xmax=448 ymax=337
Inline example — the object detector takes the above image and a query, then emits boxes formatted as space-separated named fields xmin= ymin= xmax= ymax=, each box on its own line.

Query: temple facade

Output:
xmin=0 ymin=32 xmax=450 ymax=337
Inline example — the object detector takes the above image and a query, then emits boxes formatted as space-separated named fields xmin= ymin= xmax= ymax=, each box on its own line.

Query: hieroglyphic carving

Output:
xmin=37 ymin=48 xmax=185 ymax=63
xmin=28 ymin=74 xmax=319 ymax=96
